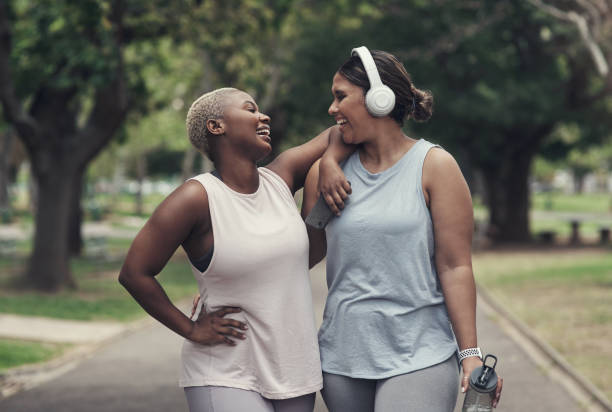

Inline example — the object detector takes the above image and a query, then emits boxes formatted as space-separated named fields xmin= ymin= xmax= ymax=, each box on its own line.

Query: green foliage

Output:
xmin=11 ymin=0 xmax=117 ymax=94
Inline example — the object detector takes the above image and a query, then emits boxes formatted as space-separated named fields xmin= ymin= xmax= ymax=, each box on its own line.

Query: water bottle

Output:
xmin=462 ymin=354 xmax=498 ymax=412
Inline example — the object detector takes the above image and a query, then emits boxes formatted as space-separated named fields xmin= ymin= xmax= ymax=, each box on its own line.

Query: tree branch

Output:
xmin=75 ymin=0 xmax=129 ymax=165
xmin=527 ymin=0 xmax=610 ymax=76
xmin=0 ymin=3 xmax=39 ymax=146
xmin=396 ymin=2 xmax=510 ymax=61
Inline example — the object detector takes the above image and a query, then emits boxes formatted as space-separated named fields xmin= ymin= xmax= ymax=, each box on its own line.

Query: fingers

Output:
xmin=210 ymin=307 xmax=248 ymax=345
xmin=493 ymin=377 xmax=503 ymax=408
xmin=223 ymin=337 xmax=237 ymax=346
xmin=215 ymin=324 xmax=247 ymax=340
xmin=190 ymin=295 xmax=201 ymax=317
xmin=214 ymin=306 xmax=242 ymax=317
xmin=461 ymin=375 xmax=469 ymax=393
xmin=331 ymin=191 xmax=346 ymax=212
xmin=220 ymin=317 xmax=248 ymax=331
xmin=322 ymin=185 xmax=350 ymax=216
xmin=343 ymin=180 xmax=352 ymax=195
xmin=323 ymin=193 xmax=341 ymax=215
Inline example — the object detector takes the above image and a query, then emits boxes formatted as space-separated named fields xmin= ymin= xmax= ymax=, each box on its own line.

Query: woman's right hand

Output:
xmin=187 ymin=306 xmax=248 ymax=346
xmin=318 ymin=157 xmax=351 ymax=216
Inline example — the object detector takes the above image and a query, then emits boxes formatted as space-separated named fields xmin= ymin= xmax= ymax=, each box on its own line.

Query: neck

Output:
xmin=359 ymin=121 xmax=415 ymax=172
xmin=215 ymin=155 xmax=260 ymax=194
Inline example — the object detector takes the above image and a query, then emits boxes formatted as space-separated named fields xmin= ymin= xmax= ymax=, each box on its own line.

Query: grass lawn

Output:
xmin=0 ymin=339 xmax=69 ymax=372
xmin=532 ymin=192 xmax=612 ymax=214
xmin=0 ymin=253 xmax=198 ymax=322
xmin=0 ymin=250 xmax=197 ymax=372
xmin=473 ymin=249 xmax=612 ymax=402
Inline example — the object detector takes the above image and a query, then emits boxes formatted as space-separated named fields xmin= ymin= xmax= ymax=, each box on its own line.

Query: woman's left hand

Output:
xmin=318 ymin=157 xmax=351 ymax=216
xmin=461 ymin=357 xmax=503 ymax=408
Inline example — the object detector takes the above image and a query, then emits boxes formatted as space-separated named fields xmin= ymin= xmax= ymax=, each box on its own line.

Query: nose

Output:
xmin=259 ymin=112 xmax=271 ymax=123
xmin=328 ymin=100 xmax=338 ymax=116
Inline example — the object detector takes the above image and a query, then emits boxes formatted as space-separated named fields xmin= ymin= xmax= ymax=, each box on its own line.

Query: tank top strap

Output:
xmin=406 ymin=140 xmax=440 ymax=205
xmin=412 ymin=139 xmax=440 ymax=175
xmin=187 ymin=172 xmax=223 ymax=199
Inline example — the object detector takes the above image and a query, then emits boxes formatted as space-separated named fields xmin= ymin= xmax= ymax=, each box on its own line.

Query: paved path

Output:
xmin=0 ymin=261 xmax=594 ymax=411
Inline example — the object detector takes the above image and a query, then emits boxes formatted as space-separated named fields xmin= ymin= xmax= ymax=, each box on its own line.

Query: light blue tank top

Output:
xmin=319 ymin=139 xmax=458 ymax=379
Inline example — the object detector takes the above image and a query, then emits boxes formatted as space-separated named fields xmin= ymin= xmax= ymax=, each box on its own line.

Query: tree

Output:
xmin=0 ymin=125 xmax=14 ymax=220
xmin=0 ymin=0 xmax=188 ymax=290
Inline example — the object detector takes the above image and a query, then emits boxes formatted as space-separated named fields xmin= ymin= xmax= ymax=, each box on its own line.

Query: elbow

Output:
xmin=118 ymin=265 xmax=136 ymax=290
xmin=118 ymin=269 xmax=129 ymax=288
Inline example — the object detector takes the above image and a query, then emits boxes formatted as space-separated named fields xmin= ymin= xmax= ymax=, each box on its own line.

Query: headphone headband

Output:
xmin=351 ymin=46 xmax=384 ymax=89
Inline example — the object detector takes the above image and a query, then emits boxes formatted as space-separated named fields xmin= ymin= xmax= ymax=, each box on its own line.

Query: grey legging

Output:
xmin=183 ymin=386 xmax=315 ymax=412
xmin=321 ymin=355 xmax=459 ymax=412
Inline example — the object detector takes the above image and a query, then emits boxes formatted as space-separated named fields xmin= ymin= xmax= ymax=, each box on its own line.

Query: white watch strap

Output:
xmin=458 ymin=347 xmax=482 ymax=362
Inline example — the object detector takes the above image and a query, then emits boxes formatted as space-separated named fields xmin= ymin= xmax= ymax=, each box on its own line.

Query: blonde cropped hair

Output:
xmin=186 ymin=87 xmax=240 ymax=161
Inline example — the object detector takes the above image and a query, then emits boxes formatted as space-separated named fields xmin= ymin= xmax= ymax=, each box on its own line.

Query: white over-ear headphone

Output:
xmin=351 ymin=46 xmax=396 ymax=117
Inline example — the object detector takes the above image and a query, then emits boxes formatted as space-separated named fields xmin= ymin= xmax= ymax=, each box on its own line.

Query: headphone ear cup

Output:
xmin=365 ymin=85 xmax=396 ymax=117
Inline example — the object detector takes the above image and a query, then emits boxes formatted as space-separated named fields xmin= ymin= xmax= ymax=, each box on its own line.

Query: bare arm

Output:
xmin=301 ymin=159 xmax=327 ymax=268
xmin=266 ymin=125 xmax=341 ymax=194
xmin=318 ymin=134 xmax=356 ymax=215
xmin=118 ymin=181 xmax=246 ymax=346
xmin=424 ymin=148 xmax=502 ymax=405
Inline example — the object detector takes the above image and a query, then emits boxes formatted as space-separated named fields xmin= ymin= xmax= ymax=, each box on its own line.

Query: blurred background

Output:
xmin=0 ymin=0 xmax=610 ymax=406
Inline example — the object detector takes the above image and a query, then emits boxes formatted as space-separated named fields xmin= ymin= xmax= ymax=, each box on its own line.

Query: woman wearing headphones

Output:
xmin=303 ymin=48 xmax=503 ymax=411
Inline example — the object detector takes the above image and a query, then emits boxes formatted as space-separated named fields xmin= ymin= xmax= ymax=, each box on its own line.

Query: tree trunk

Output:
xmin=27 ymin=162 xmax=38 ymax=215
xmin=0 ymin=130 xmax=13 ymax=214
xmin=483 ymin=148 xmax=534 ymax=243
xmin=26 ymin=162 xmax=78 ymax=290
xmin=68 ymin=169 xmax=85 ymax=256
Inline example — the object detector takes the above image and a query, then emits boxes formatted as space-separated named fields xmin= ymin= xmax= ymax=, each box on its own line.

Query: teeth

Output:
xmin=256 ymin=128 xmax=270 ymax=135
xmin=337 ymin=119 xmax=347 ymax=125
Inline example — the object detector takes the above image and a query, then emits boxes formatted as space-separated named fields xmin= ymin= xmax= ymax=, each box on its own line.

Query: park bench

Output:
xmin=537 ymin=230 xmax=556 ymax=244
xmin=569 ymin=219 xmax=581 ymax=244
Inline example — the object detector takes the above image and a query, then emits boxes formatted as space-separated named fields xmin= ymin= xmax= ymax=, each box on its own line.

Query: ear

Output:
xmin=206 ymin=119 xmax=225 ymax=136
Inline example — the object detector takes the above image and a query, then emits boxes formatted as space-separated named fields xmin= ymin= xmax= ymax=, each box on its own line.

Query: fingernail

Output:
xmin=461 ymin=388 xmax=465 ymax=393
xmin=242 ymin=325 xmax=248 ymax=330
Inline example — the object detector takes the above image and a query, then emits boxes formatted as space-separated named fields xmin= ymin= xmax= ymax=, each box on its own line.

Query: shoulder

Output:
xmin=423 ymin=146 xmax=457 ymax=169
xmin=153 ymin=179 xmax=210 ymax=225
xmin=422 ymin=147 xmax=463 ymax=189
xmin=176 ymin=178 xmax=210 ymax=203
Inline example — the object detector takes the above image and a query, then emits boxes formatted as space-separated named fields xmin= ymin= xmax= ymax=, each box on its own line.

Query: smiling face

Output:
xmin=328 ymin=72 xmax=376 ymax=145
xmin=217 ymin=90 xmax=272 ymax=160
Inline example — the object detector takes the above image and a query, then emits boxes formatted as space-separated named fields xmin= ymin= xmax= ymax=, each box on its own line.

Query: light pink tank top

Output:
xmin=179 ymin=168 xmax=322 ymax=399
